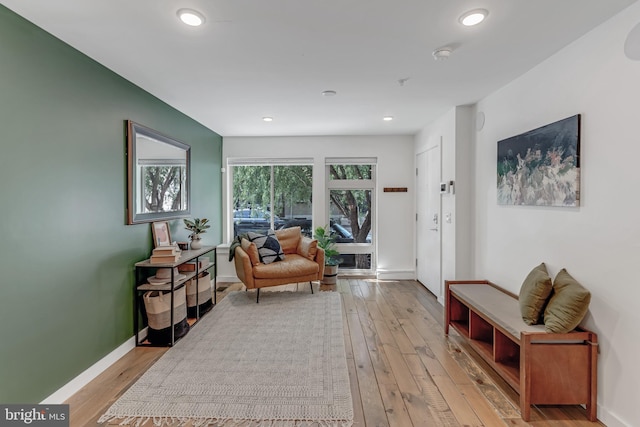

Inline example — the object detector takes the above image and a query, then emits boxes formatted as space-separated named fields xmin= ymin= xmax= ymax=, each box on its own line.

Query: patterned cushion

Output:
xmin=247 ymin=229 xmax=285 ymax=264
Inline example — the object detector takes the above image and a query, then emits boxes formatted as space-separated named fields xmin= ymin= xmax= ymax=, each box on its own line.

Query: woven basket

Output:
xmin=186 ymin=271 xmax=213 ymax=317
xmin=143 ymin=287 xmax=189 ymax=344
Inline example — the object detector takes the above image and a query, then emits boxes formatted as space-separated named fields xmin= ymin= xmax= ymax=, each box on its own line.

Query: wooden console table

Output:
xmin=134 ymin=245 xmax=216 ymax=347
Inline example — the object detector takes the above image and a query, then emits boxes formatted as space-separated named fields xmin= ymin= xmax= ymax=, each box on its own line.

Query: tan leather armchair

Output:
xmin=233 ymin=227 xmax=325 ymax=302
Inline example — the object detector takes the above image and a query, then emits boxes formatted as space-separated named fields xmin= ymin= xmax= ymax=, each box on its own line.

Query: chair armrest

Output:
xmin=233 ymin=246 xmax=255 ymax=289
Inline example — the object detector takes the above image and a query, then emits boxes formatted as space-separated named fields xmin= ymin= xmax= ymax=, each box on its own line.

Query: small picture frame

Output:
xmin=151 ymin=221 xmax=172 ymax=247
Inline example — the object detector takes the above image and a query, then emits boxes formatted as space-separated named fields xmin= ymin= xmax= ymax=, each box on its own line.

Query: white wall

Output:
xmin=415 ymin=106 xmax=474 ymax=297
xmin=473 ymin=3 xmax=640 ymax=426
xmin=219 ymin=135 xmax=416 ymax=281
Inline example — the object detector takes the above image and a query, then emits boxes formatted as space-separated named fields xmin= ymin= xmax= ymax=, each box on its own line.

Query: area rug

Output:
xmin=99 ymin=291 xmax=353 ymax=427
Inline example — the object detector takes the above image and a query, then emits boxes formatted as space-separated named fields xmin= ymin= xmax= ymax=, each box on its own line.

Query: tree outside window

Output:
xmin=141 ymin=165 xmax=187 ymax=213
xmin=232 ymin=165 xmax=313 ymax=237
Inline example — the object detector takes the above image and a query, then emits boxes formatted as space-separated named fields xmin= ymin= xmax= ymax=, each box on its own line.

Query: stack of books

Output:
xmin=150 ymin=245 xmax=181 ymax=264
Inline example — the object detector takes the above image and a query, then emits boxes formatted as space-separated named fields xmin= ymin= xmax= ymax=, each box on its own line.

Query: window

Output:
xmin=326 ymin=159 xmax=376 ymax=272
xmin=230 ymin=160 xmax=313 ymax=238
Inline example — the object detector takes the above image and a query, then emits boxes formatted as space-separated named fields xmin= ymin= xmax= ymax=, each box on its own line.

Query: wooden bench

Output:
xmin=444 ymin=280 xmax=598 ymax=421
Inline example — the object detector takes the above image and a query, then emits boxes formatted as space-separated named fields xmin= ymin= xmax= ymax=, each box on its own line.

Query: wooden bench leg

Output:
xmin=521 ymin=398 xmax=531 ymax=422
xmin=521 ymin=334 xmax=532 ymax=422
xmin=587 ymin=338 xmax=598 ymax=421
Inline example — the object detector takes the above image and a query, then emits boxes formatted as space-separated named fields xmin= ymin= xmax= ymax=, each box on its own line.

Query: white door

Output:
xmin=416 ymin=144 xmax=442 ymax=299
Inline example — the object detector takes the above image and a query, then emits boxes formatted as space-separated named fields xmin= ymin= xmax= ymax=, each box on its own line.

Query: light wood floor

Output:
xmin=66 ymin=279 xmax=602 ymax=426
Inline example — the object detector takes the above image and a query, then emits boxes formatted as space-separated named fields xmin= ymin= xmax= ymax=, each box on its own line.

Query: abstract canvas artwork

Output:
xmin=497 ymin=115 xmax=581 ymax=206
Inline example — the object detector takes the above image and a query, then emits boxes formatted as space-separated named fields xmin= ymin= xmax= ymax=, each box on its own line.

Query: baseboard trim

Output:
xmin=376 ymin=269 xmax=415 ymax=280
xmin=598 ymin=406 xmax=628 ymax=427
xmin=40 ymin=331 xmax=144 ymax=404
xmin=217 ymin=274 xmax=239 ymax=283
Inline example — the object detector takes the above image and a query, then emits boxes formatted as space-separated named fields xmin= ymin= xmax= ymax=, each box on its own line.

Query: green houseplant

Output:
xmin=184 ymin=218 xmax=210 ymax=250
xmin=314 ymin=225 xmax=341 ymax=284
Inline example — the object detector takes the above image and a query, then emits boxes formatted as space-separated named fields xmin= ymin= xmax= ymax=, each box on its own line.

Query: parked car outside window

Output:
xmin=233 ymin=209 xmax=285 ymax=236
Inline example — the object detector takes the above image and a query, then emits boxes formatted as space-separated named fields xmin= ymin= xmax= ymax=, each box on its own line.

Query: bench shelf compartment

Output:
xmin=447 ymin=294 xmax=470 ymax=338
xmin=444 ymin=280 xmax=598 ymax=422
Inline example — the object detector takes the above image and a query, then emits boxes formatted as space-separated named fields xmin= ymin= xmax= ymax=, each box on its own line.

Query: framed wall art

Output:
xmin=497 ymin=114 xmax=581 ymax=207
xmin=151 ymin=221 xmax=172 ymax=247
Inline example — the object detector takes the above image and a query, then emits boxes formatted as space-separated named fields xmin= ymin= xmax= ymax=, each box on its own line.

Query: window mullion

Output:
xmin=270 ymin=166 xmax=275 ymax=229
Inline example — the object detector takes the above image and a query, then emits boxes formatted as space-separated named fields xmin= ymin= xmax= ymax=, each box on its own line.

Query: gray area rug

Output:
xmin=99 ymin=290 xmax=353 ymax=426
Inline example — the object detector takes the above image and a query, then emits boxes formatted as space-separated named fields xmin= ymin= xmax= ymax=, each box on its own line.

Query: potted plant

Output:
xmin=314 ymin=225 xmax=342 ymax=285
xmin=184 ymin=218 xmax=210 ymax=250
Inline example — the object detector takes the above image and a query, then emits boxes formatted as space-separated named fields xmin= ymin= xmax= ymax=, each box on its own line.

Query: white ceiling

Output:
xmin=2 ymin=0 xmax=636 ymax=137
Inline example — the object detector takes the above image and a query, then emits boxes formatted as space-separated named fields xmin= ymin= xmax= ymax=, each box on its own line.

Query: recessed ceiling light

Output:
xmin=383 ymin=116 xmax=394 ymax=122
xmin=459 ymin=9 xmax=488 ymax=26
xmin=262 ymin=117 xmax=273 ymax=122
xmin=177 ymin=9 xmax=206 ymax=27
xmin=322 ymin=90 xmax=337 ymax=97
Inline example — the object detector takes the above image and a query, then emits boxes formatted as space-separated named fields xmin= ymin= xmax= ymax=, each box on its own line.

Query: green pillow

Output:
xmin=544 ymin=269 xmax=591 ymax=333
xmin=518 ymin=263 xmax=553 ymax=325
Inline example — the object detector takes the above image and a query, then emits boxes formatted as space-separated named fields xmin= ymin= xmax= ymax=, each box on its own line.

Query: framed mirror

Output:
xmin=126 ymin=120 xmax=191 ymax=224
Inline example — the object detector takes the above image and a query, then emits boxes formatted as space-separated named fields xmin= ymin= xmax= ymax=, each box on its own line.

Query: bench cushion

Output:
xmin=544 ymin=269 xmax=591 ymax=333
xmin=518 ymin=263 xmax=553 ymax=325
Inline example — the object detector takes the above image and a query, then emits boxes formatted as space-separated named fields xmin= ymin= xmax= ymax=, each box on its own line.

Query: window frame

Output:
xmin=228 ymin=158 xmax=314 ymax=240
xmin=326 ymin=159 xmax=376 ymax=273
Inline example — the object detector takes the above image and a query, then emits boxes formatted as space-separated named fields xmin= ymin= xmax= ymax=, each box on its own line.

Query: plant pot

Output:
xmin=190 ymin=237 xmax=202 ymax=250
xmin=323 ymin=264 xmax=338 ymax=285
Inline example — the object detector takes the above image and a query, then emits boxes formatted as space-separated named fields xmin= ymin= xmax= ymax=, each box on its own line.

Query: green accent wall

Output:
xmin=0 ymin=6 xmax=222 ymax=402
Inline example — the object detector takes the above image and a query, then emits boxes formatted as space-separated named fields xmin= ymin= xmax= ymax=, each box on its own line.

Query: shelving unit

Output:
xmin=445 ymin=280 xmax=598 ymax=422
xmin=134 ymin=245 xmax=216 ymax=347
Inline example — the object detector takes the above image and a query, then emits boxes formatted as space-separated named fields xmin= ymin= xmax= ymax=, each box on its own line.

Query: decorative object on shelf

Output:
xmin=314 ymin=225 xmax=342 ymax=285
xmin=178 ymin=258 xmax=208 ymax=273
xmin=177 ymin=241 xmax=189 ymax=251
xmin=183 ymin=218 xmax=210 ymax=250
xmin=497 ymin=114 xmax=581 ymax=207
xmin=147 ymin=267 xmax=184 ymax=285
xmin=150 ymin=245 xmax=181 ymax=264
xmin=151 ymin=221 xmax=172 ymax=248
xmin=147 ymin=267 xmax=186 ymax=285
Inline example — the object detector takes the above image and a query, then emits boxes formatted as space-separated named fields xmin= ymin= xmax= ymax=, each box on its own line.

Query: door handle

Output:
xmin=429 ymin=227 xmax=438 ymax=231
